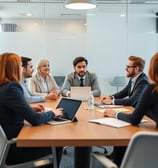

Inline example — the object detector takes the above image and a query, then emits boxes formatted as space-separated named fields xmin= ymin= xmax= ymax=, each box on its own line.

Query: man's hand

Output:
xmin=101 ymin=95 xmax=112 ymax=104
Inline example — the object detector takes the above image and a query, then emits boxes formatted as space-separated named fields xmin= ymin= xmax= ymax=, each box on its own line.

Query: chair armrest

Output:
xmin=91 ymin=152 xmax=118 ymax=168
xmin=8 ymin=138 xmax=16 ymax=145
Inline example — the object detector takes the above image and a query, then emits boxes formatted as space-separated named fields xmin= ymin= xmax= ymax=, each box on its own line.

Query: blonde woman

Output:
xmin=29 ymin=59 xmax=59 ymax=99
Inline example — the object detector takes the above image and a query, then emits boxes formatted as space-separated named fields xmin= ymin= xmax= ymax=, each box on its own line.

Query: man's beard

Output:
xmin=78 ymin=71 xmax=85 ymax=77
xmin=126 ymin=71 xmax=135 ymax=78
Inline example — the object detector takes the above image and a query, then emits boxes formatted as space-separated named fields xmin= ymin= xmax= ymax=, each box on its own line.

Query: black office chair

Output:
xmin=0 ymin=125 xmax=54 ymax=168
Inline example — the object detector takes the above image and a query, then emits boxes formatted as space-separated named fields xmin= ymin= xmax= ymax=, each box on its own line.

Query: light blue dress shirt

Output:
xmin=21 ymin=79 xmax=45 ymax=103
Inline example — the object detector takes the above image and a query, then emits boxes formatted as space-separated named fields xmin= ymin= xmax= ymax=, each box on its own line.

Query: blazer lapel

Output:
xmin=128 ymin=79 xmax=132 ymax=96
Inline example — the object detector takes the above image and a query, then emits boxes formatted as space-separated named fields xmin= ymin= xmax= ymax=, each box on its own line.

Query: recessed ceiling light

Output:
xmin=20 ymin=13 xmax=32 ymax=17
xmin=120 ymin=14 xmax=126 ymax=17
xmin=26 ymin=13 xmax=32 ymax=16
xmin=64 ymin=0 xmax=98 ymax=10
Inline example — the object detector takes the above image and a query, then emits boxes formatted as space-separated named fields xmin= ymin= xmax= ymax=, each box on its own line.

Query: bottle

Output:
xmin=87 ymin=91 xmax=94 ymax=110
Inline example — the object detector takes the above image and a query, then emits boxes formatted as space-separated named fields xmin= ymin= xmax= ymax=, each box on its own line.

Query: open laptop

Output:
xmin=47 ymin=98 xmax=82 ymax=125
xmin=70 ymin=87 xmax=91 ymax=101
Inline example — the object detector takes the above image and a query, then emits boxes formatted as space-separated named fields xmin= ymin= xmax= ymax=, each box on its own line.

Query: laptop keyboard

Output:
xmin=55 ymin=117 xmax=68 ymax=122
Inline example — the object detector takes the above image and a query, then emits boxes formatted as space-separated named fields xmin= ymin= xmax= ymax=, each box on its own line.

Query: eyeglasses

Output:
xmin=126 ymin=65 xmax=136 ymax=69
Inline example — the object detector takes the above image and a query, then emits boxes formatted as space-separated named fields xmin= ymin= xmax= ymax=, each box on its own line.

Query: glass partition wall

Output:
xmin=0 ymin=0 xmax=157 ymax=93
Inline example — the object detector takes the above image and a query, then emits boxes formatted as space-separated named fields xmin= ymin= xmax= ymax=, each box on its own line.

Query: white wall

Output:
xmin=0 ymin=4 xmax=158 ymax=94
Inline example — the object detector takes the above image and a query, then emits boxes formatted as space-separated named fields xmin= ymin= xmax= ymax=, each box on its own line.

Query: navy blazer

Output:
xmin=117 ymin=84 xmax=158 ymax=126
xmin=112 ymin=72 xmax=148 ymax=107
xmin=0 ymin=82 xmax=55 ymax=140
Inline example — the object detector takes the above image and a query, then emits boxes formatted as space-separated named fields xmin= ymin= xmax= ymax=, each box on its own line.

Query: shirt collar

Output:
xmin=131 ymin=72 xmax=142 ymax=84
xmin=78 ymin=76 xmax=85 ymax=80
xmin=22 ymin=78 xmax=27 ymax=83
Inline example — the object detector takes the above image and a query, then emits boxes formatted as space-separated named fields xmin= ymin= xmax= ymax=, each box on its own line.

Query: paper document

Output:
xmin=98 ymin=105 xmax=123 ymax=108
xmin=96 ymin=108 xmax=131 ymax=113
xmin=89 ymin=118 xmax=131 ymax=128
xmin=94 ymin=102 xmax=123 ymax=108
xmin=44 ymin=107 xmax=52 ymax=112
xmin=89 ymin=118 xmax=147 ymax=128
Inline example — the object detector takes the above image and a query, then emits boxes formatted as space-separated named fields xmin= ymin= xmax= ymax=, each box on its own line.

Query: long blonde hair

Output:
xmin=0 ymin=53 xmax=21 ymax=85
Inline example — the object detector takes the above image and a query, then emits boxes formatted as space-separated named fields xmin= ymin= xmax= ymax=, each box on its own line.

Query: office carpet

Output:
xmin=59 ymin=146 xmax=113 ymax=168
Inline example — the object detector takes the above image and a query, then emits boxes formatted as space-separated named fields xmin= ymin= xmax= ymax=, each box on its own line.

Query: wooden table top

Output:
xmin=17 ymin=97 xmax=158 ymax=147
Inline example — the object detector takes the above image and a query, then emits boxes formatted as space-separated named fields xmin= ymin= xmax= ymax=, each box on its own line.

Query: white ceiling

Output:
xmin=0 ymin=0 xmax=157 ymax=19
xmin=0 ymin=0 xmax=156 ymax=3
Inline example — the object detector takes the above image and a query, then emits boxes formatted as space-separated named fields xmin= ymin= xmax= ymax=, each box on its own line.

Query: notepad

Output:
xmin=89 ymin=118 xmax=131 ymax=128
xmin=89 ymin=118 xmax=147 ymax=128
xmin=44 ymin=107 xmax=52 ymax=112
xmin=96 ymin=108 xmax=131 ymax=113
xmin=94 ymin=102 xmax=123 ymax=108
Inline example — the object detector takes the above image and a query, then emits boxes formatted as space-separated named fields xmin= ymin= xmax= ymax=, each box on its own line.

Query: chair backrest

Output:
xmin=0 ymin=125 xmax=9 ymax=166
xmin=0 ymin=125 xmax=54 ymax=168
xmin=54 ymin=76 xmax=65 ymax=88
xmin=121 ymin=131 xmax=158 ymax=168
xmin=111 ymin=76 xmax=126 ymax=87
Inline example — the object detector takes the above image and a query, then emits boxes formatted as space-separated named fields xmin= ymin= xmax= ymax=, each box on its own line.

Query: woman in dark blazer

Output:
xmin=0 ymin=53 xmax=63 ymax=167
xmin=104 ymin=52 xmax=158 ymax=166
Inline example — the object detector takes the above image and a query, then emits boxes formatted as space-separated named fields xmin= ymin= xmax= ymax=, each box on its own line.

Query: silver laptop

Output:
xmin=47 ymin=98 xmax=82 ymax=125
xmin=70 ymin=87 xmax=91 ymax=101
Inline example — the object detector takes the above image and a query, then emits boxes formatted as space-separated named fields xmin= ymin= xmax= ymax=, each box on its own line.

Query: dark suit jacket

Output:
xmin=117 ymin=84 xmax=158 ymax=126
xmin=0 ymin=81 xmax=55 ymax=140
xmin=112 ymin=72 xmax=148 ymax=107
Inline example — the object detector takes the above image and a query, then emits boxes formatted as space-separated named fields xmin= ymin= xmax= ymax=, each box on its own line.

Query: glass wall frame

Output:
xmin=0 ymin=0 xmax=157 ymax=93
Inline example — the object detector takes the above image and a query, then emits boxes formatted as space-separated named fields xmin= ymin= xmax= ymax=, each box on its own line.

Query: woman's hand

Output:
xmin=46 ymin=90 xmax=59 ymax=100
xmin=31 ymin=104 xmax=45 ymax=112
xmin=52 ymin=108 xmax=63 ymax=117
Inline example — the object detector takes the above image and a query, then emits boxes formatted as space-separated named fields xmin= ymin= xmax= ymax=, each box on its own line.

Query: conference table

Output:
xmin=17 ymin=96 xmax=158 ymax=147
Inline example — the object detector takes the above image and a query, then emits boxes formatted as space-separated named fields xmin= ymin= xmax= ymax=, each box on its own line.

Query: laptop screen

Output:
xmin=56 ymin=98 xmax=82 ymax=120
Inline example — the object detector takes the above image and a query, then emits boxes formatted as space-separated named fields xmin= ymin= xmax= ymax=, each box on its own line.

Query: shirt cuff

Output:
xmin=66 ymin=91 xmax=70 ymax=97
xmin=112 ymin=97 xmax=115 ymax=104
xmin=115 ymin=112 xmax=120 ymax=118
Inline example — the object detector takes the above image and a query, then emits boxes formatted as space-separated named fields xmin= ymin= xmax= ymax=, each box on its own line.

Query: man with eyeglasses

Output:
xmin=101 ymin=56 xmax=148 ymax=107
xmin=101 ymin=56 xmax=149 ymax=167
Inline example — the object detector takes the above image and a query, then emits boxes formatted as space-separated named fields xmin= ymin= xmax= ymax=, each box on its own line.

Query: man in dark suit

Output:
xmin=101 ymin=56 xmax=149 ymax=107
xmin=101 ymin=56 xmax=149 ymax=167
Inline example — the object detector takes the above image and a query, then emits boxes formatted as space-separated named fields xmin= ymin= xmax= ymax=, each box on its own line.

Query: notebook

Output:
xmin=94 ymin=101 xmax=123 ymax=108
xmin=47 ymin=98 xmax=82 ymax=125
xmin=89 ymin=118 xmax=148 ymax=128
xmin=89 ymin=118 xmax=131 ymax=128
xmin=70 ymin=87 xmax=91 ymax=101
